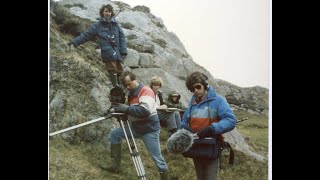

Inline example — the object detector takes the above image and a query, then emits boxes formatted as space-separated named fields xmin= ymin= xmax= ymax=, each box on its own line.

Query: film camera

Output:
xmin=109 ymin=85 xmax=126 ymax=104
xmin=109 ymin=35 xmax=116 ymax=48
xmin=108 ymin=86 xmax=128 ymax=120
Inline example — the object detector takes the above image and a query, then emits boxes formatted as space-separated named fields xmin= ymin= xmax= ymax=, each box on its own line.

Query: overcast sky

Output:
xmin=120 ymin=0 xmax=270 ymax=88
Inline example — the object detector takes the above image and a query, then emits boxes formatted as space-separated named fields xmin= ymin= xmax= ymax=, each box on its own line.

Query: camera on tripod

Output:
xmin=109 ymin=85 xmax=126 ymax=104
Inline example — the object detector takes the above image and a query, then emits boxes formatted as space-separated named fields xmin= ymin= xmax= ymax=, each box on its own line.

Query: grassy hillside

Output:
xmin=235 ymin=111 xmax=269 ymax=158
xmin=49 ymin=131 xmax=196 ymax=180
xmin=49 ymin=111 xmax=268 ymax=180
xmin=219 ymin=111 xmax=268 ymax=180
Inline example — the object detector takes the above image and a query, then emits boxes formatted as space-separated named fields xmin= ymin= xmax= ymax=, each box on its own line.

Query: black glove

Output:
xmin=197 ymin=126 xmax=214 ymax=139
xmin=121 ymin=52 xmax=127 ymax=58
xmin=180 ymin=124 xmax=194 ymax=133
xmin=111 ymin=103 xmax=129 ymax=113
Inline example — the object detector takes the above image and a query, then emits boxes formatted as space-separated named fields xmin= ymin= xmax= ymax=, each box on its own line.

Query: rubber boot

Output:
xmin=160 ymin=171 xmax=169 ymax=180
xmin=101 ymin=144 xmax=121 ymax=173
xmin=116 ymin=73 xmax=123 ymax=87
xmin=110 ymin=72 xmax=118 ymax=87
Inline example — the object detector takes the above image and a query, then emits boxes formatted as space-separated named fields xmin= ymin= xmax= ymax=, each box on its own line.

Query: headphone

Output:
xmin=202 ymin=73 xmax=208 ymax=90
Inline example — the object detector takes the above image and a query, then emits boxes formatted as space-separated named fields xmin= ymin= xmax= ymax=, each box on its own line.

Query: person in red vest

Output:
xmin=104 ymin=71 xmax=169 ymax=180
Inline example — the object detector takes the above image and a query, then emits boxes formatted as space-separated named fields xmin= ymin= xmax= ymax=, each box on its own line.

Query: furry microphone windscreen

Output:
xmin=166 ymin=129 xmax=194 ymax=154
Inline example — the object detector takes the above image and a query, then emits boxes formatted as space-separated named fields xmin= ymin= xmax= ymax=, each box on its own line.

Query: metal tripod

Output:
xmin=112 ymin=113 xmax=147 ymax=180
xmin=49 ymin=112 xmax=147 ymax=179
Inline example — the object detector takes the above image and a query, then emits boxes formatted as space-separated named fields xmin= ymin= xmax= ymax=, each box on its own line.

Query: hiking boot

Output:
xmin=160 ymin=171 xmax=170 ymax=180
xmin=100 ymin=144 xmax=121 ymax=173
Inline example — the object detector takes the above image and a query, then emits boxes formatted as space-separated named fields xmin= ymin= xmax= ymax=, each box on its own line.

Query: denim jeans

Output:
xmin=108 ymin=127 xmax=168 ymax=172
xmin=158 ymin=110 xmax=180 ymax=131
xmin=174 ymin=111 xmax=181 ymax=128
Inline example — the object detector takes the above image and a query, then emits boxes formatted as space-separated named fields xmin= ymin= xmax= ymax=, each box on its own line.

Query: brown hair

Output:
xmin=120 ymin=71 xmax=136 ymax=84
xmin=99 ymin=4 xmax=115 ymax=17
xmin=185 ymin=71 xmax=208 ymax=91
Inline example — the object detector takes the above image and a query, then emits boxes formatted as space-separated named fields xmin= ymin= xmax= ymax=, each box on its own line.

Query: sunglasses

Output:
xmin=190 ymin=84 xmax=202 ymax=92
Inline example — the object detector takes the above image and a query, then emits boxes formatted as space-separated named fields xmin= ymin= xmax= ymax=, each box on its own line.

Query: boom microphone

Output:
xmin=166 ymin=129 xmax=195 ymax=154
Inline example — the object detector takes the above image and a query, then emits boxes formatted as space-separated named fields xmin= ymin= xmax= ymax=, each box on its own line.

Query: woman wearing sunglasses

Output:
xmin=179 ymin=71 xmax=237 ymax=180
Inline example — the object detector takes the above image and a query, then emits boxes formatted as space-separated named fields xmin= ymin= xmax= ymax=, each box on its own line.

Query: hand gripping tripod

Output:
xmin=112 ymin=113 xmax=147 ymax=180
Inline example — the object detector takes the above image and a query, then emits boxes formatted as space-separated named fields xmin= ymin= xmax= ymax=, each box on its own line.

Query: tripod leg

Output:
xmin=125 ymin=120 xmax=147 ymax=178
xmin=119 ymin=119 xmax=147 ymax=180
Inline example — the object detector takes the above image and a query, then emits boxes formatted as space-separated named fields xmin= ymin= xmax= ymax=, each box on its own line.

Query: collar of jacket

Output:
xmin=189 ymin=85 xmax=217 ymax=106
xmin=129 ymin=82 xmax=144 ymax=98
xmin=99 ymin=17 xmax=117 ymax=24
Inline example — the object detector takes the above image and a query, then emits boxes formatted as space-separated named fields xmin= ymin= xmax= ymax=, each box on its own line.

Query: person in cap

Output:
xmin=166 ymin=91 xmax=186 ymax=122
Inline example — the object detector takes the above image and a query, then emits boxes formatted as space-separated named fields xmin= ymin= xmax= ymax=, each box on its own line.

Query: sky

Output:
xmin=120 ymin=0 xmax=270 ymax=88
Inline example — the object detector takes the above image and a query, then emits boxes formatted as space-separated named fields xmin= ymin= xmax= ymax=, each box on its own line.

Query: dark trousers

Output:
xmin=105 ymin=61 xmax=123 ymax=74
xmin=193 ymin=158 xmax=219 ymax=180
xmin=105 ymin=61 xmax=123 ymax=87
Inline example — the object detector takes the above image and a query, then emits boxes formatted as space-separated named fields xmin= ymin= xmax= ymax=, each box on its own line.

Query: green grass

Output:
xmin=49 ymin=111 xmax=269 ymax=180
xmin=219 ymin=150 xmax=268 ymax=180
xmin=235 ymin=111 xmax=269 ymax=157
xmin=49 ymin=131 xmax=196 ymax=180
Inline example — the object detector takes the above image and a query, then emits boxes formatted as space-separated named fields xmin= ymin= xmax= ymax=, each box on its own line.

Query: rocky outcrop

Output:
xmin=215 ymin=79 xmax=269 ymax=115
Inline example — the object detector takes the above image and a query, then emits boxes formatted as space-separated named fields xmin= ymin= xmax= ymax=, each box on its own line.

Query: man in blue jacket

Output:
xmin=180 ymin=71 xmax=237 ymax=180
xmin=69 ymin=4 xmax=127 ymax=87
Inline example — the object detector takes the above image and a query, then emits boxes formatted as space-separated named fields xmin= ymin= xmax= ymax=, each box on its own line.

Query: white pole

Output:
xmin=49 ymin=116 xmax=110 ymax=136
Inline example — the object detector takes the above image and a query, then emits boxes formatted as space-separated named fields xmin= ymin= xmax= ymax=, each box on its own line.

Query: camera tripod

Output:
xmin=49 ymin=112 xmax=147 ymax=179
xmin=112 ymin=113 xmax=147 ymax=180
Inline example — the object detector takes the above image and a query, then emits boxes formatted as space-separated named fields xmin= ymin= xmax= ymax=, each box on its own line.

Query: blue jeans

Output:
xmin=174 ymin=111 xmax=181 ymax=127
xmin=108 ymin=127 xmax=168 ymax=172
xmin=158 ymin=110 xmax=181 ymax=130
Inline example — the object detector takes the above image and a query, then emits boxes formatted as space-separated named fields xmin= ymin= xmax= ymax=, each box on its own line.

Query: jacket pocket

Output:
xmin=101 ymin=49 xmax=117 ymax=60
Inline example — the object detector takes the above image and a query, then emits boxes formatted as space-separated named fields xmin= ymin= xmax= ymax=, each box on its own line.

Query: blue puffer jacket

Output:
xmin=180 ymin=85 xmax=237 ymax=136
xmin=71 ymin=17 xmax=127 ymax=62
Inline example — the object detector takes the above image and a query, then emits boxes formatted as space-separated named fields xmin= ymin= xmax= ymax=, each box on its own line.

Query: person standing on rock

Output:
xmin=179 ymin=71 xmax=237 ymax=180
xmin=68 ymin=4 xmax=127 ymax=87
